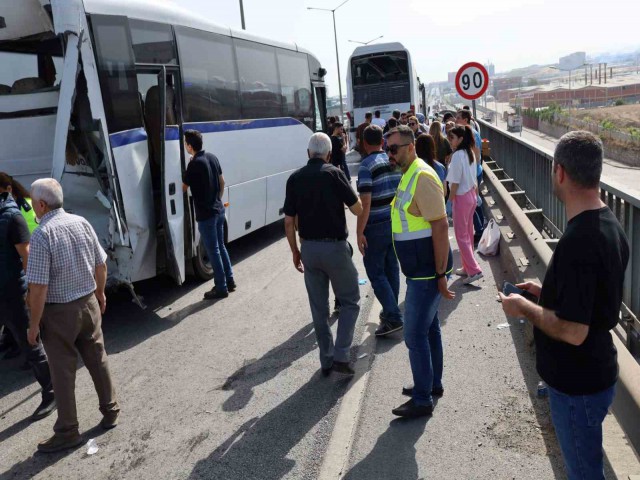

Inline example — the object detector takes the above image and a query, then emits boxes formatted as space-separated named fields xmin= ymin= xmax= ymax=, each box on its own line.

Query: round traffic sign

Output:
xmin=455 ymin=62 xmax=489 ymax=100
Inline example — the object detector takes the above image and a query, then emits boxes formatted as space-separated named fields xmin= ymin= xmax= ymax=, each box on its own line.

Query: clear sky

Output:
xmin=173 ymin=0 xmax=637 ymax=96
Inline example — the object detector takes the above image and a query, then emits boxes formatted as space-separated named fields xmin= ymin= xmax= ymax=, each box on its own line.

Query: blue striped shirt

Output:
xmin=357 ymin=151 xmax=402 ymax=225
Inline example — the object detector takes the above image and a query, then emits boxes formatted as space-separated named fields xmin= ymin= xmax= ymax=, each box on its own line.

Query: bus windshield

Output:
xmin=350 ymin=51 xmax=409 ymax=87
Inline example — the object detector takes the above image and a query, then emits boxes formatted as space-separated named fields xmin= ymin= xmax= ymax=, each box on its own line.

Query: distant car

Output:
xmin=482 ymin=112 xmax=494 ymax=122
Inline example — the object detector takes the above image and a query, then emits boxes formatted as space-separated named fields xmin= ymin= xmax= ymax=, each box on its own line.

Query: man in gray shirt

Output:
xmin=27 ymin=178 xmax=119 ymax=453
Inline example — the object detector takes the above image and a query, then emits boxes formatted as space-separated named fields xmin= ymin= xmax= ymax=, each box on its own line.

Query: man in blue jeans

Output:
xmin=500 ymin=131 xmax=629 ymax=479
xmin=356 ymin=125 xmax=403 ymax=336
xmin=183 ymin=130 xmax=235 ymax=299
xmin=386 ymin=126 xmax=455 ymax=418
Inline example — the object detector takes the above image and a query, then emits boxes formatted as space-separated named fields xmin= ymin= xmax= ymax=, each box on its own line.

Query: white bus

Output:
xmin=0 ymin=0 xmax=328 ymax=298
xmin=346 ymin=42 xmax=422 ymax=143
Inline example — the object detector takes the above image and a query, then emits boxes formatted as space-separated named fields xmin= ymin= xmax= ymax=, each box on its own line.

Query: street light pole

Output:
xmin=331 ymin=10 xmax=344 ymax=123
xmin=239 ymin=0 xmax=246 ymax=29
xmin=308 ymin=0 xmax=351 ymax=123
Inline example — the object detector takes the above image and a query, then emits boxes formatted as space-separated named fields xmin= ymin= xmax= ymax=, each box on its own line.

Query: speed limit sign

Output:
xmin=455 ymin=62 xmax=489 ymax=100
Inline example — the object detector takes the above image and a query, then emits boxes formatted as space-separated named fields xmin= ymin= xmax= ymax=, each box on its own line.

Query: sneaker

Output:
xmin=30 ymin=395 xmax=56 ymax=422
xmin=463 ymin=272 xmax=484 ymax=285
xmin=332 ymin=361 xmax=355 ymax=375
xmin=227 ymin=280 xmax=237 ymax=292
xmin=454 ymin=268 xmax=467 ymax=277
xmin=101 ymin=410 xmax=120 ymax=430
xmin=392 ymin=399 xmax=433 ymax=418
xmin=37 ymin=432 xmax=83 ymax=453
xmin=204 ymin=287 xmax=229 ymax=300
xmin=402 ymin=386 xmax=444 ymax=397
xmin=375 ymin=321 xmax=403 ymax=337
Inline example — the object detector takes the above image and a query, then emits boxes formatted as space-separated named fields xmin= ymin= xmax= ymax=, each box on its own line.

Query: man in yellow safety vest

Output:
xmin=386 ymin=125 xmax=455 ymax=418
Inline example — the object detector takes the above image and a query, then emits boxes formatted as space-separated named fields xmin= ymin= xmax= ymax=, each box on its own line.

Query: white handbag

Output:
xmin=477 ymin=219 xmax=500 ymax=256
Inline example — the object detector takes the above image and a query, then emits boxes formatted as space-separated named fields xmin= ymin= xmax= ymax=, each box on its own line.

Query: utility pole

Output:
xmin=239 ymin=0 xmax=246 ymax=29
xmin=308 ymin=0 xmax=351 ymax=123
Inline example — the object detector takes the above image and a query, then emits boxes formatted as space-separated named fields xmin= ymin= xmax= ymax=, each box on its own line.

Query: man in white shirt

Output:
xmin=371 ymin=110 xmax=386 ymax=128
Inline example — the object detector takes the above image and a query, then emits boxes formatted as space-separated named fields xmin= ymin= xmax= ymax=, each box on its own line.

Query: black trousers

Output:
xmin=0 ymin=293 xmax=53 ymax=398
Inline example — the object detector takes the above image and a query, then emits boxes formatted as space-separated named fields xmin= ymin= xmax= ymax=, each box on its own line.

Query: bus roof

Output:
xmin=83 ymin=0 xmax=316 ymax=57
xmin=347 ymin=42 xmax=409 ymax=61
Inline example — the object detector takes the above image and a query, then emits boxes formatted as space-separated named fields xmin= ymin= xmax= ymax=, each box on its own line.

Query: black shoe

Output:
xmin=204 ymin=287 xmax=229 ymax=300
xmin=392 ymin=399 xmax=433 ymax=418
xmin=332 ymin=361 xmax=355 ymax=375
xmin=227 ymin=280 xmax=237 ymax=292
xmin=31 ymin=396 xmax=56 ymax=422
xmin=402 ymin=386 xmax=444 ymax=397
xmin=375 ymin=321 xmax=403 ymax=337
xmin=321 ymin=366 xmax=332 ymax=377
xmin=379 ymin=311 xmax=386 ymax=322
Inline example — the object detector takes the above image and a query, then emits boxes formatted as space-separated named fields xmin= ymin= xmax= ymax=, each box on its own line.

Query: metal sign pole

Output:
xmin=472 ymin=99 xmax=477 ymax=120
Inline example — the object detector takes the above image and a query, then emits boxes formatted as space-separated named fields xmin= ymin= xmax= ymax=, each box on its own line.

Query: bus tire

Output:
xmin=192 ymin=240 xmax=214 ymax=281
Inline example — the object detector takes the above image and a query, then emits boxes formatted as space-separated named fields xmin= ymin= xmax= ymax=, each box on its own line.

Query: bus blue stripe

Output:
xmin=109 ymin=128 xmax=148 ymax=148
xmin=185 ymin=117 xmax=301 ymax=134
xmin=110 ymin=118 xmax=303 ymax=149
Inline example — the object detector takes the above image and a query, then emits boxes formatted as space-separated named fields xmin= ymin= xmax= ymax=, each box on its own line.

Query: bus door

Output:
xmin=139 ymin=66 xmax=185 ymax=284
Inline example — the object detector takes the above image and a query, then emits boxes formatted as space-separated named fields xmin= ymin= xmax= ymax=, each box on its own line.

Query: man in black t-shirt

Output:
xmin=0 ymin=188 xmax=55 ymax=421
xmin=330 ymin=122 xmax=350 ymax=181
xmin=183 ymin=130 xmax=236 ymax=300
xmin=284 ymin=132 xmax=363 ymax=376
xmin=500 ymin=131 xmax=629 ymax=480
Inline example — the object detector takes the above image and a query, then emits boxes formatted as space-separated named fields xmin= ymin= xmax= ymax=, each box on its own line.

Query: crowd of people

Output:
xmin=0 ymin=105 xmax=629 ymax=478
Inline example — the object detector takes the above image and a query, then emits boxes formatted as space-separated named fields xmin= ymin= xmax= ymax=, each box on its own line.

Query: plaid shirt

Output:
xmin=27 ymin=209 xmax=107 ymax=304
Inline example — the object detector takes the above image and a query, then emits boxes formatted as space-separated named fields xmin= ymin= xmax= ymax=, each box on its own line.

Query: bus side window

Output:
xmin=90 ymin=15 xmax=143 ymax=134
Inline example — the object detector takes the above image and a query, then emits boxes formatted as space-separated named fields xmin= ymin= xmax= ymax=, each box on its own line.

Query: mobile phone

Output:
xmin=502 ymin=281 xmax=526 ymax=297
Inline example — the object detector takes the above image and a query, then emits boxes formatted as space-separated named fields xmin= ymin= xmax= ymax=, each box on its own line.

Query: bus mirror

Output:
xmin=318 ymin=68 xmax=327 ymax=78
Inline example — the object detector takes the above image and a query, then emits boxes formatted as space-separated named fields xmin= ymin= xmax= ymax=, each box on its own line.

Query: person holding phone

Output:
xmin=499 ymin=131 xmax=629 ymax=480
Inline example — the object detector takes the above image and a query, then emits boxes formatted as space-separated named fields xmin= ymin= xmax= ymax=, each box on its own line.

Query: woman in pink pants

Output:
xmin=446 ymin=125 xmax=483 ymax=285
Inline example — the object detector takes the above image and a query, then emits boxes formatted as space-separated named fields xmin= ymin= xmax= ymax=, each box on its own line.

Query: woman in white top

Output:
xmin=445 ymin=125 xmax=483 ymax=284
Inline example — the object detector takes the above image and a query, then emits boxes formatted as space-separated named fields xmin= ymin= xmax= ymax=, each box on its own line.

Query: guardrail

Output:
xmin=479 ymin=119 xmax=640 ymax=356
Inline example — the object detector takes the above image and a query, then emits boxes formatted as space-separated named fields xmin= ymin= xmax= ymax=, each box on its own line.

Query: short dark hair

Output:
xmin=462 ymin=105 xmax=471 ymax=111
xmin=363 ymin=124 xmax=383 ymax=146
xmin=332 ymin=121 xmax=343 ymax=131
xmin=329 ymin=116 xmax=336 ymax=123
xmin=554 ymin=131 xmax=603 ymax=188
xmin=184 ymin=129 xmax=203 ymax=152
xmin=442 ymin=112 xmax=455 ymax=122
xmin=365 ymin=112 xmax=373 ymax=119
xmin=386 ymin=125 xmax=415 ymax=144
xmin=374 ymin=110 xmax=381 ymax=117
xmin=392 ymin=110 xmax=401 ymax=119
xmin=387 ymin=117 xmax=398 ymax=128
xmin=457 ymin=109 xmax=472 ymax=123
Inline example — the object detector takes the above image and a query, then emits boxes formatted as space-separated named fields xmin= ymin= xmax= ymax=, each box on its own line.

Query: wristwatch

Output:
xmin=435 ymin=271 xmax=447 ymax=280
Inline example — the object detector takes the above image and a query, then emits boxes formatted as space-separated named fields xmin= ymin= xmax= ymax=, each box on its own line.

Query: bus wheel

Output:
xmin=192 ymin=240 xmax=214 ymax=281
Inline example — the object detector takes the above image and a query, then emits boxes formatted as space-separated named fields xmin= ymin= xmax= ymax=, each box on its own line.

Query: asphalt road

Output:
xmin=0 ymin=210 xmax=373 ymax=480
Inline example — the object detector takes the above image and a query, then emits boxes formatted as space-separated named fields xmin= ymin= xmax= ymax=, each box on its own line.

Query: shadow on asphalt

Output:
xmin=343 ymin=417 xmax=431 ymax=480
xmin=0 ymin=221 xmax=287 ymax=434
xmin=0 ymin=420 xmax=112 ymax=480
xmin=189 ymin=372 xmax=352 ymax=480
xmin=220 ymin=316 xmax=337 ymax=412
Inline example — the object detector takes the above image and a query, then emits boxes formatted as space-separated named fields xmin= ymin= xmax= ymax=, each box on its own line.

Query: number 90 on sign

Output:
xmin=455 ymin=62 xmax=489 ymax=100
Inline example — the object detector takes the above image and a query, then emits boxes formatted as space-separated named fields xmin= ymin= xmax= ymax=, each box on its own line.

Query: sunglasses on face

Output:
xmin=385 ymin=143 xmax=411 ymax=155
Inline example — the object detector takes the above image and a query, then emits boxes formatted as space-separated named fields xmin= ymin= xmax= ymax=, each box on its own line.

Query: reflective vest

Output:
xmin=391 ymin=158 xmax=453 ymax=280
xmin=19 ymin=198 xmax=37 ymax=234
